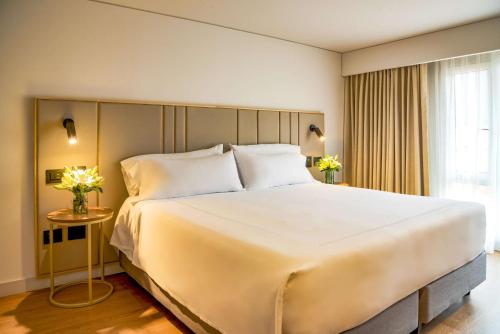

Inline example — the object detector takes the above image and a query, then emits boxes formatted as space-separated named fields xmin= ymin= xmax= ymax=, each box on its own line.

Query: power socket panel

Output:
xmin=68 ymin=225 xmax=86 ymax=240
xmin=43 ymin=228 xmax=63 ymax=245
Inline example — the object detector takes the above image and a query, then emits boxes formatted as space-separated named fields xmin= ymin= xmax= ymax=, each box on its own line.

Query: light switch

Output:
xmin=45 ymin=169 xmax=64 ymax=184
xmin=306 ymin=156 xmax=313 ymax=167
xmin=45 ymin=166 xmax=86 ymax=184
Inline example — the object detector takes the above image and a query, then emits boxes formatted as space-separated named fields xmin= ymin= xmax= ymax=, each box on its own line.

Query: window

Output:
xmin=453 ymin=68 xmax=492 ymax=185
xmin=428 ymin=50 xmax=500 ymax=252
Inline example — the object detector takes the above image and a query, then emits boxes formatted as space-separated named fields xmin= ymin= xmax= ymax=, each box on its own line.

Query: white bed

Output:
xmin=111 ymin=182 xmax=485 ymax=334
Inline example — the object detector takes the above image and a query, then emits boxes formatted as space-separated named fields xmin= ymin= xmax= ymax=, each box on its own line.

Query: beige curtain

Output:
xmin=343 ymin=64 xmax=429 ymax=195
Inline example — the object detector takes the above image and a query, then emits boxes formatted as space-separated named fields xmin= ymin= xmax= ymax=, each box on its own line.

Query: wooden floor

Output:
xmin=1 ymin=253 xmax=499 ymax=334
xmin=421 ymin=252 xmax=500 ymax=334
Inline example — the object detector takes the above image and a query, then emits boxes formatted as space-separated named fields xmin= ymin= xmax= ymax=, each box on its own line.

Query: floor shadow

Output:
xmin=1 ymin=274 xmax=192 ymax=334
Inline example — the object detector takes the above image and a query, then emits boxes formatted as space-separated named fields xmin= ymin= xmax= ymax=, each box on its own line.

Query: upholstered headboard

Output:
xmin=34 ymin=97 xmax=324 ymax=276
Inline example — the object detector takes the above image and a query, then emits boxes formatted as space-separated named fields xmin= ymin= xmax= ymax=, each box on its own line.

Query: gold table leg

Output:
xmin=100 ymin=222 xmax=104 ymax=280
xmin=87 ymin=224 xmax=92 ymax=303
xmin=49 ymin=224 xmax=54 ymax=297
xmin=49 ymin=220 xmax=113 ymax=308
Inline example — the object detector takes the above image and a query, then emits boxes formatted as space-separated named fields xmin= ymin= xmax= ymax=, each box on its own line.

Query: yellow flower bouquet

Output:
xmin=316 ymin=154 xmax=342 ymax=184
xmin=54 ymin=166 xmax=104 ymax=214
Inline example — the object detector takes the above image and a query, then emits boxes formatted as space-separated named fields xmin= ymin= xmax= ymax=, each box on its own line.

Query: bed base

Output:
xmin=119 ymin=253 xmax=218 ymax=334
xmin=342 ymin=292 xmax=418 ymax=334
xmin=419 ymin=251 xmax=486 ymax=325
xmin=119 ymin=252 xmax=485 ymax=334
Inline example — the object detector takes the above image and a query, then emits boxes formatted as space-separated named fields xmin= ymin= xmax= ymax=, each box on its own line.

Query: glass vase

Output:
xmin=73 ymin=192 xmax=88 ymax=214
xmin=325 ymin=170 xmax=335 ymax=184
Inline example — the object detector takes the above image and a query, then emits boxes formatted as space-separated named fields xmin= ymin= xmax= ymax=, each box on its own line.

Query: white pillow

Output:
xmin=137 ymin=151 xmax=243 ymax=200
xmin=234 ymin=152 xmax=313 ymax=190
xmin=230 ymin=143 xmax=300 ymax=155
xmin=121 ymin=144 xmax=223 ymax=196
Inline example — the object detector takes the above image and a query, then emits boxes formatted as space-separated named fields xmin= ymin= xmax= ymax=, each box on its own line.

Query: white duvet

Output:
xmin=110 ymin=183 xmax=485 ymax=334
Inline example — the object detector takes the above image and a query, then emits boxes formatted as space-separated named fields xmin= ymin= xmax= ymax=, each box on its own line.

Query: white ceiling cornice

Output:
xmin=92 ymin=0 xmax=500 ymax=53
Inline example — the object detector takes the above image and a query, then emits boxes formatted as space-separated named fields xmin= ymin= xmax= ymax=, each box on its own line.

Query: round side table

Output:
xmin=47 ymin=207 xmax=114 ymax=308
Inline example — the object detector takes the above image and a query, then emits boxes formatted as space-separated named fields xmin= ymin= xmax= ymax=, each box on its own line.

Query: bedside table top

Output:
xmin=334 ymin=182 xmax=349 ymax=186
xmin=47 ymin=207 xmax=113 ymax=225
xmin=322 ymin=182 xmax=349 ymax=186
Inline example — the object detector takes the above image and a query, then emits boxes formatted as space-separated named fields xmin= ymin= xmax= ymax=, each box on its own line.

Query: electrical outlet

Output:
xmin=43 ymin=228 xmax=63 ymax=244
xmin=68 ymin=226 xmax=86 ymax=240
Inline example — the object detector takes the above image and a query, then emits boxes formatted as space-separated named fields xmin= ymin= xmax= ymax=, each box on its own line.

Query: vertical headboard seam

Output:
xmin=173 ymin=106 xmax=177 ymax=153
xmin=278 ymin=111 xmax=281 ymax=143
xmin=236 ymin=109 xmax=240 ymax=145
xmin=96 ymin=102 xmax=101 ymax=207
xmin=256 ymin=110 xmax=260 ymax=144
xmin=296 ymin=112 xmax=299 ymax=145
xmin=185 ymin=107 xmax=188 ymax=151
xmin=161 ymin=105 xmax=165 ymax=153
xmin=34 ymin=98 xmax=40 ymax=276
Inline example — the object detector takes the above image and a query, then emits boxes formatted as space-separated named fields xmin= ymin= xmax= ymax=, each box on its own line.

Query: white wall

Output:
xmin=342 ymin=16 xmax=500 ymax=76
xmin=0 ymin=0 xmax=343 ymax=292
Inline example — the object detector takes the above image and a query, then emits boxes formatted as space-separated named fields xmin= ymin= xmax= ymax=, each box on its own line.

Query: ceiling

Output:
xmin=99 ymin=0 xmax=500 ymax=52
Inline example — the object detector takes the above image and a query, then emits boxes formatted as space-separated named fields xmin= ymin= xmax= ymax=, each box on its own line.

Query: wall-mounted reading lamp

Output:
xmin=63 ymin=118 xmax=77 ymax=145
xmin=309 ymin=124 xmax=325 ymax=142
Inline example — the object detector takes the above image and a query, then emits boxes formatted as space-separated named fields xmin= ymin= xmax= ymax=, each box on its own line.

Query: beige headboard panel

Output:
xmin=35 ymin=97 xmax=324 ymax=276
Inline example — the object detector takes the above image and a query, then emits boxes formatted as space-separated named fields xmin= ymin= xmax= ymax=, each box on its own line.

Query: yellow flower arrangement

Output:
xmin=316 ymin=154 xmax=342 ymax=184
xmin=316 ymin=154 xmax=342 ymax=172
xmin=54 ymin=166 xmax=104 ymax=193
xmin=54 ymin=166 xmax=104 ymax=214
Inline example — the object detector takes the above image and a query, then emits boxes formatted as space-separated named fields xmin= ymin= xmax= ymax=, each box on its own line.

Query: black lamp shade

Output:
xmin=63 ymin=118 xmax=77 ymax=144
xmin=309 ymin=124 xmax=325 ymax=141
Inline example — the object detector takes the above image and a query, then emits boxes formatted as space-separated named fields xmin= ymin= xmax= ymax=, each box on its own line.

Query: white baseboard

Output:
xmin=0 ymin=262 xmax=124 ymax=298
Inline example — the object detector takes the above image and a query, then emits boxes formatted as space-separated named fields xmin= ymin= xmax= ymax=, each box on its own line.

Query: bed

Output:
xmin=111 ymin=182 xmax=486 ymax=334
xmin=35 ymin=98 xmax=486 ymax=333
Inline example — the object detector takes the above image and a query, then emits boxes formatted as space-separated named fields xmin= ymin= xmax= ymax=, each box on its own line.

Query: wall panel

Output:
xmin=299 ymin=113 xmax=325 ymax=180
xmin=36 ymin=100 xmax=99 ymax=275
xmin=175 ymin=106 xmax=186 ymax=153
xmin=237 ymin=109 xmax=258 ymax=145
xmin=291 ymin=112 xmax=299 ymax=145
xmin=36 ymin=98 xmax=323 ymax=275
xmin=99 ymin=102 xmax=163 ymax=262
xmin=186 ymin=107 xmax=237 ymax=151
xmin=257 ymin=110 xmax=280 ymax=144
xmin=279 ymin=112 xmax=291 ymax=144
xmin=163 ymin=105 xmax=175 ymax=153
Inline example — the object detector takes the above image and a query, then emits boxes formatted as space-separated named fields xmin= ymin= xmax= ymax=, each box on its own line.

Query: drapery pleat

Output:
xmin=344 ymin=65 xmax=429 ymax=195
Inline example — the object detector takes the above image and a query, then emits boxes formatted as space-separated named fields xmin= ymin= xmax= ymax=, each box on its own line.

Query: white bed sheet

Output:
xmin=111 ymin=183 xmax=485 ymax=334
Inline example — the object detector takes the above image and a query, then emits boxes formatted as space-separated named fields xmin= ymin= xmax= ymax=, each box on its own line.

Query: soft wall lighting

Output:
xmin=309 ymin=124 xmax=325 ymax=141
xmin=63 ymin=118 xmax=77 ymax=145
